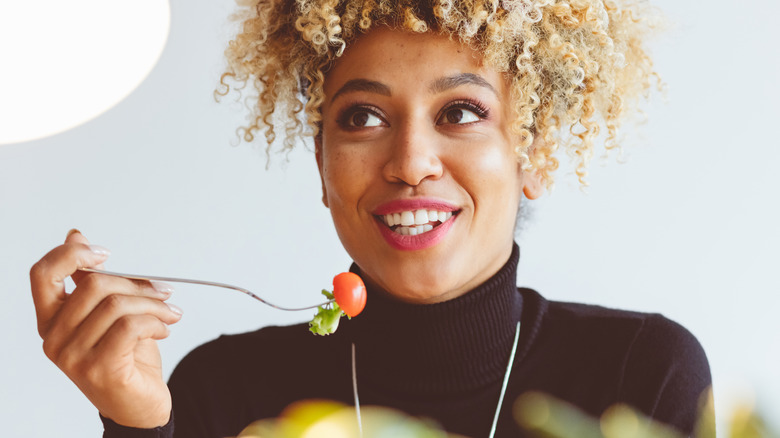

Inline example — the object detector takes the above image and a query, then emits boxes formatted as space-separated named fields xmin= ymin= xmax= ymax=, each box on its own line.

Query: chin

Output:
xmin=392 ymin=287 xmax=450 ymax=303
xmin=377 ymin=267 xmax=464 ymax=304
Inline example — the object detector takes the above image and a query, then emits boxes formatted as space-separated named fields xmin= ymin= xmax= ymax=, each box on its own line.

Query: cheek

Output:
xmin=321 ymin=146 xmax=372 ymax=217
xmin=322 ymin=153 xmax=348 ymax=208
xmin=452 ymin=144 xmax=522 ymax=201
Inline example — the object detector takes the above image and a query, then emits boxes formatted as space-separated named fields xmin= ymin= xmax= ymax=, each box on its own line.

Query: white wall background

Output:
xmin=2 ymin=0 xmax=778 ymax=436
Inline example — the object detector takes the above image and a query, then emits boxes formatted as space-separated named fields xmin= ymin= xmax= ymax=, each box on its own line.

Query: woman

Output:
xmin=30 ymin=1 xmax=712 ymax=436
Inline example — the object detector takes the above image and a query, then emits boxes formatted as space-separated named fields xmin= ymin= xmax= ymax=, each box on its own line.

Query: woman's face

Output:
xmin=317 ymin=27 xmax=542 ymax=303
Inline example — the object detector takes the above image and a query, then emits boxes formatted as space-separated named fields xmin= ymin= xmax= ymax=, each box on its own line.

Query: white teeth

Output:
xmin=384 ymin=208 xmax=457 ymax=235
xmin=400 ymin=211 xmax=415 ymax=226
xmin=414 ymin=210 xmax=428 ymax=225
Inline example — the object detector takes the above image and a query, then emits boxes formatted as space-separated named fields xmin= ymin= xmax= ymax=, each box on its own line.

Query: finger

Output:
xmin=62 ymin=295 xmax=181 ymax=358
xmin=43 ymin=275 xmax=175 ymax=352
xmin=65 ymin=230 xmax=106 ymax=284
xmin=94 ymin=314 xmax=172 ymax=360
xmin=30 ymin=235 xmax=111 ymax=334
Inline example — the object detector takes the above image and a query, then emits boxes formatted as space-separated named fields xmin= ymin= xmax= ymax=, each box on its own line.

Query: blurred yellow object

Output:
xmin=514 ymin=391 xmax=603 ymax=438
xmin=232 ymin=391 xmax=777 ymax=438
xmin=514 ymin=388 xmax=777 ymax=438
xmin=280 ymin=400 xmax=346 ymax=437
xmin=234 ymin=399 xmax=458 ymax=438
xmin=729 ymin=402 xmax=774 ymax=438
xmin=600 ymin=405 xmax=681 ymax=438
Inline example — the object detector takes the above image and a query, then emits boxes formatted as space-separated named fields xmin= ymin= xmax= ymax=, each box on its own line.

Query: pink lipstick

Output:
xmin=372 ymin=198 xmax=459 ymax=251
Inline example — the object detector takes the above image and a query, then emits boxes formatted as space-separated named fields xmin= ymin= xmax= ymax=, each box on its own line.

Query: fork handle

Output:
xmin=77 ymin=268 xmax=332 ymax=311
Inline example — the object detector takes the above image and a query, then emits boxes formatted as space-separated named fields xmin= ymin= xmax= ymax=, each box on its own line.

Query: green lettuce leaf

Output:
xmin=309 ymin=290 xmax=344 ymax=336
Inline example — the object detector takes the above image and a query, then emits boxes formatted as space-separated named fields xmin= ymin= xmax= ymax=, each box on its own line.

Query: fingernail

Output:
xmin=66 ymin=228 xmax=81 ymax=238
xmin=167 ymin=303 xmax=183 ymax=316
xmin=151 ymin=281 xmax=175 ymax=294
xmin=88 ymin=245 xmax=111 ymax=256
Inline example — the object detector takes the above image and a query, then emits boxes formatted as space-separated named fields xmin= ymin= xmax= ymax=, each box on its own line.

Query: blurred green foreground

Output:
xmin=232 ymin=388 xmax=777 ymax=438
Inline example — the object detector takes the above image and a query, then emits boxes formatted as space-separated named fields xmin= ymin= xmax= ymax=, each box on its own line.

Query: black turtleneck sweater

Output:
xmin=102 ymin=244 xmax=713 ymax=437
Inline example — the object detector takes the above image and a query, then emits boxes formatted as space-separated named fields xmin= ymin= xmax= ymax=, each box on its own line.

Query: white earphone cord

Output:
xmin=351 ymin=342 xmax=363 ymax=438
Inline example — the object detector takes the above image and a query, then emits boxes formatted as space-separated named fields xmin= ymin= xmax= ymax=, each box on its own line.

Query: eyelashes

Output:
xmin=335 ymin=98 xmax=490 ymax=130
xmin=438 ymin=99 xmax=490 ymax=123
xmin=337 ymin=104 xmax=386 ymax=130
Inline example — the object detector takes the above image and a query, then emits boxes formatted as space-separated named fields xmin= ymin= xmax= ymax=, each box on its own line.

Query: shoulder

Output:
xmin=546 ymin=296 xmax=664 ymax=328
xmin=523 ymin=288 xmax=707 ymax=363
xmin=520 ymin=288 xmax=665 ymax=355
xmin=519 ymin=289 xmax=712 ymax=435
xmin=541 ymin=295 xmax=710 ymax=384
xmin=620 ymin=312 xmax=710 ymax=375
xmin=613 ymin=309 xmax=712 ymax=403
xmin=542 ymin=299 xmax=711 ymax=381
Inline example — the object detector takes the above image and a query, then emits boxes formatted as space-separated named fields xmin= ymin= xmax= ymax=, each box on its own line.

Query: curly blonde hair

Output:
xmin=218 ymin=0 xmax=661 ymax=188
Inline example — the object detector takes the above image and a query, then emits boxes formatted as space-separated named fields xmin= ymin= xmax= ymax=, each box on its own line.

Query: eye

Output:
xmin=344 ymin=109 xmax=384 ymax=128
xmin=436 ymin=99 xmax=489 ymax=125
xmin=440 ymin=108 xmax=481 ymax=125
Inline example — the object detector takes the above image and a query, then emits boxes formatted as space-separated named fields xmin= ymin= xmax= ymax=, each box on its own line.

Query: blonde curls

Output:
xmin=217 ymin=0 xmax=661 ymax=189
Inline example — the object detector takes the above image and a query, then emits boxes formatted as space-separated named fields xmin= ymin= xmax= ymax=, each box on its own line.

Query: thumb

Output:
xmin=65 ymin=228 xmax=90 ymax=246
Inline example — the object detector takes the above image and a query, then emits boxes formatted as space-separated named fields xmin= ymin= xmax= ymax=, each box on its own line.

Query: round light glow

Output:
xmin=0 ymin=1 xmax=170 ymax=145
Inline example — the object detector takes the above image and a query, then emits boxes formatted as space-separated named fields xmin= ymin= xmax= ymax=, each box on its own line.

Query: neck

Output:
xmin=342 ymin=243 xmax=523 ymax=395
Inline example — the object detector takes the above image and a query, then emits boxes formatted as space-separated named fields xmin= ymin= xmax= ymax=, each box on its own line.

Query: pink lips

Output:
xmin=373 ymin=198 xmax=459 ymax=251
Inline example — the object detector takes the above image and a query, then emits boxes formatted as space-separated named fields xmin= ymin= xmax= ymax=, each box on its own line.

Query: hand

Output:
xmin=30 ymin=230 xmax=182 ymax=428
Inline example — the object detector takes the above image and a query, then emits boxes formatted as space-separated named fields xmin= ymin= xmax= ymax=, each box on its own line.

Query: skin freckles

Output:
xmin=316 ymin=26 xmax=543 ymax=304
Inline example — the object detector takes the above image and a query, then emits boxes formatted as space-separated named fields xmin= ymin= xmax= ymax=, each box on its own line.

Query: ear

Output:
xmin=521 ymin=169 xmax=544 ymax=200
xmin=520 ymin=133 xmax=545 ymax=200
xmin=314 ymin=136 xmax=329 ymax=208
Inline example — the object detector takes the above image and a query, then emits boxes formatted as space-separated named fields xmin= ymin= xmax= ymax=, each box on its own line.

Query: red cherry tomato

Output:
xmin=332 ymin=272 xmax=366 ymax=317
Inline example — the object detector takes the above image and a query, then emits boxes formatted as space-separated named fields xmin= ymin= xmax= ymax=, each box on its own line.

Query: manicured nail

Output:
xmin=66 ymin=228 xmax=81 ymax=238
xmin=151 ymin=281 xmax=175 ymax=294
xmin=167 ymin=303 xmax=183 ymax=316
xmin=88 ymin=245 xmax=111 ymax=256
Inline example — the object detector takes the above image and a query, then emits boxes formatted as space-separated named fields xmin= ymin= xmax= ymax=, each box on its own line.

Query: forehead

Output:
xmin=323 ymin=27 xmax=506 ymax=100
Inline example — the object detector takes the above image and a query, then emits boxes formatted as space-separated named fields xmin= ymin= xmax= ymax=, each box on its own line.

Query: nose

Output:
xmin=381 ymin=122 xmax=444 ymax=186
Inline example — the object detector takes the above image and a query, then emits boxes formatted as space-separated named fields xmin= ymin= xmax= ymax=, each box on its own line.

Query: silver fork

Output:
xmin=78 ymin=267 xmax=333 ymax=311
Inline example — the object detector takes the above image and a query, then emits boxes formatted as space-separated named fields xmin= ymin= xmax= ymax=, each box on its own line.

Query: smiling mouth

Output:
xmin=376 ymin=209 xmax=458 ymax=236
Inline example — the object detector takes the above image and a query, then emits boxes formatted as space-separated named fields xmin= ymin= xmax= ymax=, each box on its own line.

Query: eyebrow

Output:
xmin=331 ymin=79 xmax=392 ymax=101
xmin=429 ymin=73 xmax=497 ymax=96
xmin=329 ymin=73 xmax=497 ymax=102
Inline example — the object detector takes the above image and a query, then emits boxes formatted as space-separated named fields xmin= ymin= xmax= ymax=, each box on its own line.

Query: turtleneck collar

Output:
xmin=341 ymin=243 xmax=523 ymax=396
